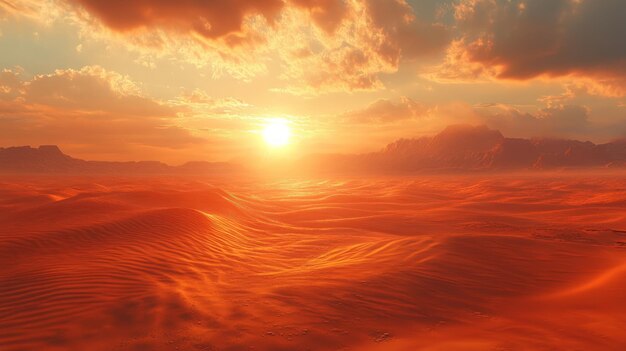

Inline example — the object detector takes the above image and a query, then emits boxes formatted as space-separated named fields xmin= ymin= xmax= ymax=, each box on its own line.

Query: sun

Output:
xmin=262 ymin=119 xmax=291 ymax=147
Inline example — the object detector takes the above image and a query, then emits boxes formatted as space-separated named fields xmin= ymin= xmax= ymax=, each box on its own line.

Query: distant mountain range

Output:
xmin=2 ymin=125 xmax=625 ymax=174
xmin=301 ymin=125 xmax=626 ymax=174
xmin=0 ymin=145 xmax=240 ymax=174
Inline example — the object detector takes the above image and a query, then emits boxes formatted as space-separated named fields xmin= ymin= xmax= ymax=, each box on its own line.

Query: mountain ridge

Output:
xmin=301 ymin=125 xmax=626 ymax=174
xmin=2 ymin=125 xmax=626 ymax=174
xmin=0 ymin=145 xmax=240 ymax=174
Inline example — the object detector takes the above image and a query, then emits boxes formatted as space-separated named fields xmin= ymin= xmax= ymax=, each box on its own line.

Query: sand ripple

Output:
xmin=1 ymin=174 xmax=625 ymax=350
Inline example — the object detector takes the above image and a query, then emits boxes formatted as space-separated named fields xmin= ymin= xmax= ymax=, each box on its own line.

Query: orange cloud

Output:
xmin=67 ymin=0 xmax=285 ymax=40
xmin=364 ymin=0 xmax=450 ymax=62
xmin=42 ymin=0 xmax=448 ymax=93
xmin=278 ymin=0 xmax=451 ymax=93
xmin=291 ymin=0 xmax=348 ymax=33
xmin=423 ymin=39 xmax=496 ymax=83
xmin=3 ymin=0 xmax=454 ymax=92
xmin=23 ymin=66 xmax=173 ymax=117
xmin=0 ymin=66 xmax=204 ymax=161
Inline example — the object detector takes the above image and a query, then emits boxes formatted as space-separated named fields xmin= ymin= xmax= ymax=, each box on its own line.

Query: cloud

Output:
xmin=291 ymin=0 xmax=348 ymax=34
xmin=0 ymin=68 xmax=23 ymax=99
xmin=277 ymin=0 xmax=452 ymax=93
xmin=172 ymin=89 xmax=252 ymax=114
xmin=23 ymin=66 xmax=174 ymax=117
xmin=342 ymin=96 xmax=427 ymax=123
xmin=484 ymin=104 xmax=592 ymax=139
xmin=424 ymin=102 xmax=610 ymax=141
xmin=0 ymin=66 xmax=204 ymax=160
xmin=4 ymin=0 xmax=453 ymax=93
xmin=280 ymin=45 xmax=389 ymax=94
xmin=330 ymin=96 xmax=625 ymax=151
xmin=6 ymin=0 xmax=623 ymax=96
xmin=432 ymin=0 xmax=626 ymax=96
xmin=67 ymin=0 xmax=285 ymax=40
xmin=422 ymin=39 xmax=496 ymax=83
xmin=364 ymin=0 xmax=450 ymax=61
xmin=0 ymin=0 xmax=39 ymax=18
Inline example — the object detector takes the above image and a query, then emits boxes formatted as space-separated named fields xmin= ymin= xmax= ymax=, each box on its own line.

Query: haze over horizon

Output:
xmin=2 ymin=124 xmax=626 ymax=174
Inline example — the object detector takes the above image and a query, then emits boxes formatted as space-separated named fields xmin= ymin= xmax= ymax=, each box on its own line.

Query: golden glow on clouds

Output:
xmin=0 ymin=0 xmax=624 ymax=163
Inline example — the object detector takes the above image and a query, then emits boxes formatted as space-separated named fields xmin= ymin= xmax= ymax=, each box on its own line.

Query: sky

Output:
xmin=0 ymin=0 xmax=624 ymax=164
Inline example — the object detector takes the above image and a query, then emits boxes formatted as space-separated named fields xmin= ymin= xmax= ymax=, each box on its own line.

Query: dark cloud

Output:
xmin=452 ymin=0 xmax=626 ymax=94
xmin=366 ymin=0 xmax=450 ymax=63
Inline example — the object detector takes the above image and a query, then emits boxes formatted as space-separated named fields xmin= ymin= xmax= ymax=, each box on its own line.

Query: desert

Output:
xmin=1 ymin=173 xmax=625 ymax=350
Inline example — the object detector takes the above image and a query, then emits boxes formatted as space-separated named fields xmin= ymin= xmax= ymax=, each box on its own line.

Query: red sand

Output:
xmin=1 ymin=174 xmax=625 ymax=350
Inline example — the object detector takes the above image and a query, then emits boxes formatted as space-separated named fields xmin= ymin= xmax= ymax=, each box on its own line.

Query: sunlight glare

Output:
xmin=262 ymin=119 xmax=291 ymax=147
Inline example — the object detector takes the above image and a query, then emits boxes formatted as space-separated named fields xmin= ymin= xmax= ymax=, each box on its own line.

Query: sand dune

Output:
xmin=1 ymin=174 xmax=625 ymax=350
